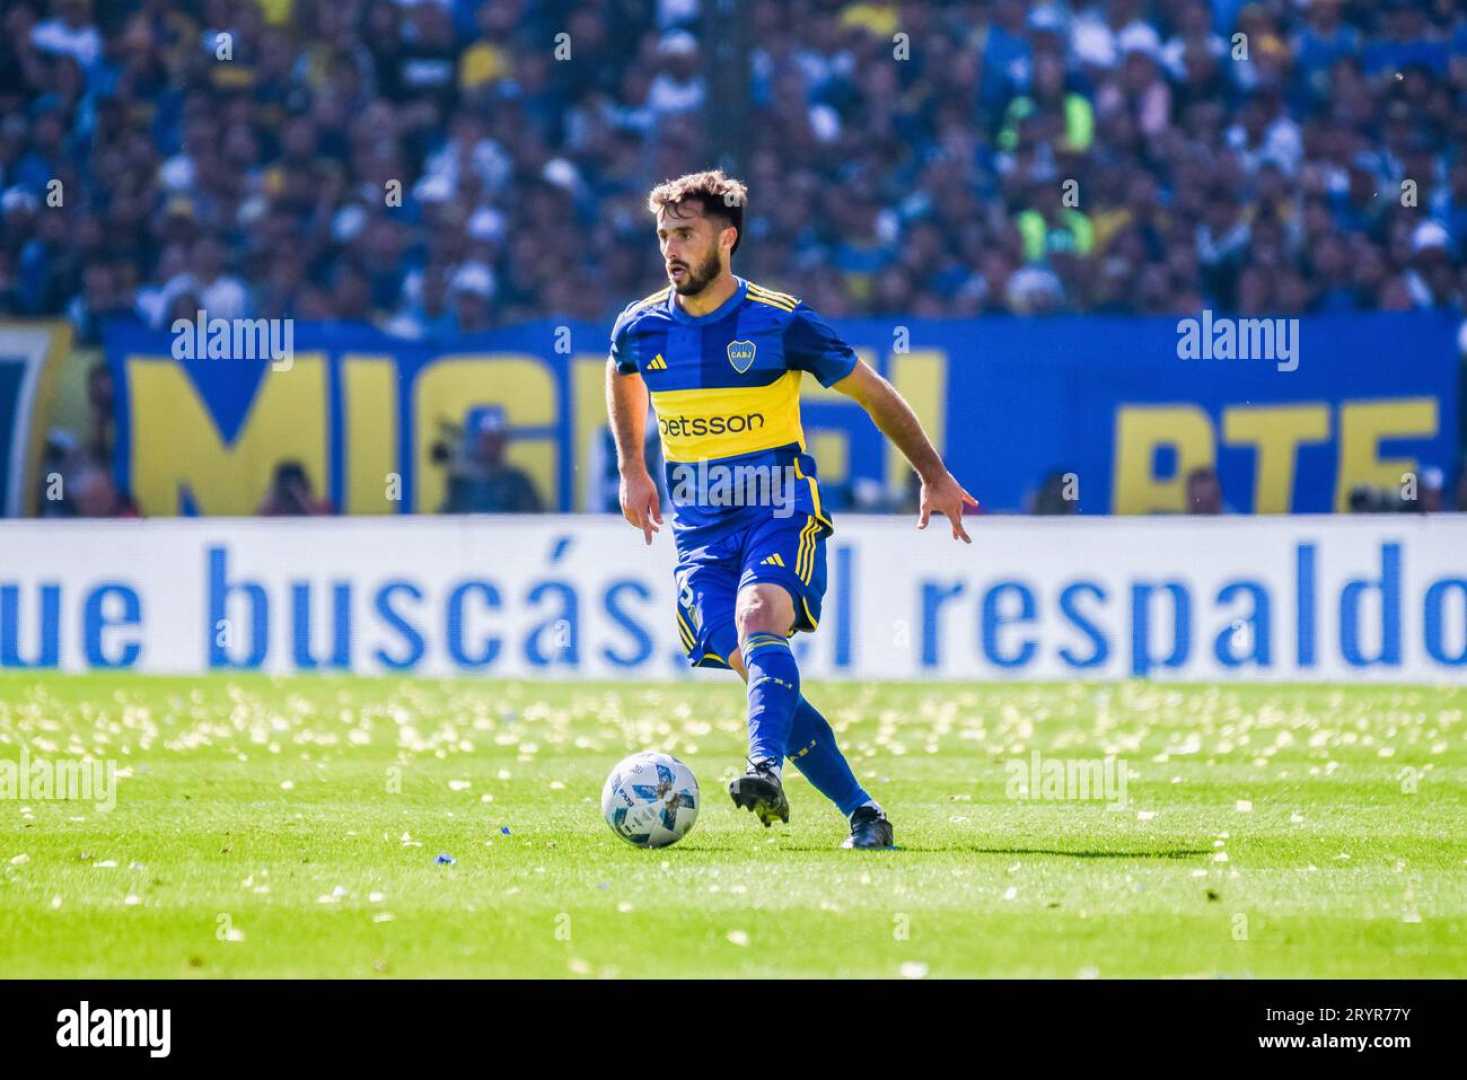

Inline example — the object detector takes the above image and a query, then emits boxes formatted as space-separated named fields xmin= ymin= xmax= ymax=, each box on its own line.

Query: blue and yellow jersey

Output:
xmin=610 ymin=277 xmax=858 ymax=535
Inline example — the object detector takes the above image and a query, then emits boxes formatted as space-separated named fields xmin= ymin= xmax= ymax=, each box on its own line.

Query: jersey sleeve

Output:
xmin=609 ymin=307 xmax=637 ymax=374
xmin=784 ymin=305 xmax=858 ymax=387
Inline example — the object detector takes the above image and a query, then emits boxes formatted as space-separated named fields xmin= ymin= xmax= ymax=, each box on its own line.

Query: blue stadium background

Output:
xmin=1 ymin=0 xmax=1465 ymax=517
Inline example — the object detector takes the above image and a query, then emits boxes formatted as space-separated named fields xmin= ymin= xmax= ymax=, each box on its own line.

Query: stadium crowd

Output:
xmin=2 ymin=0 xmax=1466 ymax=514
xmin=5 ymin=0 xmax=1467 ymax=330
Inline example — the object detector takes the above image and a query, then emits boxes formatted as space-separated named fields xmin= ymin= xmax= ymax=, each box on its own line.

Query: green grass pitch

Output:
xmin=1 ymin=673 xmax=1464 ymax=979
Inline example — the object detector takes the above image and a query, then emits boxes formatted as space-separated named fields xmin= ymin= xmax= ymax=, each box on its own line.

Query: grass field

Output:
xmin=1 ymin=673 xmax=1464 ymax=979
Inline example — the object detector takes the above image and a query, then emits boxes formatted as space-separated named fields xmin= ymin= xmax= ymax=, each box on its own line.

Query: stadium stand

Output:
xmin=2 ymin=0 xmax=1465 ymax=514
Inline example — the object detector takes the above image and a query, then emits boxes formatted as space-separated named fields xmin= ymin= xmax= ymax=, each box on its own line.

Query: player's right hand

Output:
xmin=620 ymin=470 xmax=663 ymax=545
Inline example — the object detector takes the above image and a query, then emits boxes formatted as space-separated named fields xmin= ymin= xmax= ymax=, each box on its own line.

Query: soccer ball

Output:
xmin=601 ymin=751 xmax=700 ymax=848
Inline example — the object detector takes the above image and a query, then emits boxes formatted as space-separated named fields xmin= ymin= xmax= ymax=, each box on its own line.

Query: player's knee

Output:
xmin=735 ymin=587 xmax=792 ymax=639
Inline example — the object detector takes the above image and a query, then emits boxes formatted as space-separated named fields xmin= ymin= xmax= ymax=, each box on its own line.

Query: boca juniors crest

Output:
xmin=726 ymin=339 xmax=756 ymax=373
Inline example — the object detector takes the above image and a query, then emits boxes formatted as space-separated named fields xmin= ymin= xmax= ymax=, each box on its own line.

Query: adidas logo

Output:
xmin=647 ymin=353 xmax=668 ymax=371
xmin=760 ymin=553 xmax=785 ymax=568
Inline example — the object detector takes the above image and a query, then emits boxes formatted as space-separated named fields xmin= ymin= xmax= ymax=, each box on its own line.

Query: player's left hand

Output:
xmin=918 ymin=471 xmax=980 ymax=543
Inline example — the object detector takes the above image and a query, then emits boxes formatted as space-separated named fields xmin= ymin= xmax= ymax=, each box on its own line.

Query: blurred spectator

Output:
xmin=596 ymin=407 xmax=665 ymax=513
xmin=1401 ymin=465 xmax=1446 ymax=511
xmin=439 ymin=410 xmax=543 ymax=514
xmin=1347 ymin=483 xmax=1407 ymax=513
xmin=1422 ymin=466 xmax=1447 ymax=511
xmin=827 ymin=472 xmax=921 ymax=515
xmin=1029 ymin=469 xmax=1078 ymax=514
xmin=83 ymin=359 xmax=114 ymax=464
xmin=35 ymin=422 xmax=137 ymax=517
xmin=1016 ymin=182 xmax=1094 ymax=265
xmin=1185 ymin=465 xmax=1233 ymax=514
xmin=36 ymin=429 xmax=79 ymax=517
xmin=899 ymin=469 xmax=923 ymax=516
xmin=30 ymin=0 xmax=101 ymax=69
xmin=257 ymin=460 xmax=334 ymax=516
xmin=67 ymin=460 xmax=138 ymax=518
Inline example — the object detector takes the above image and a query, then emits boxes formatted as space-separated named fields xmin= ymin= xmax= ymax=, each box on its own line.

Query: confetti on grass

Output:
xmin=4 ymin=677 xmax=1464 ymax=979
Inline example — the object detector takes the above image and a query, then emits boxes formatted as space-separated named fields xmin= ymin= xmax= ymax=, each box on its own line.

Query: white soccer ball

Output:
xmin=601 ymin=751 xmax=700 ymax=848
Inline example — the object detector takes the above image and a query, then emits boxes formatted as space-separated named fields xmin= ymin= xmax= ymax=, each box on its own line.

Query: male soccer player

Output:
xmin=605 ymin=170 xmax=977 ymax=849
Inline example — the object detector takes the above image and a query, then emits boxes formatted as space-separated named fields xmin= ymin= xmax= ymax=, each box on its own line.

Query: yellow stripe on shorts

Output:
xmin=796 ymin=515 xmax=817 ymax=583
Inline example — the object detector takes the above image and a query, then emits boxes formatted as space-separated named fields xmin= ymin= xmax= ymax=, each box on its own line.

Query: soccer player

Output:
xmin=605 ymin=170 xmax=977 ymax=849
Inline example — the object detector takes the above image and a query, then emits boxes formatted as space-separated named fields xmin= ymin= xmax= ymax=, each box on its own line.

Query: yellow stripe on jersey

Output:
xmin=746 ymin=292 xmax=795 ymax=313
xmin=747 ymin=282 xmax=798 ymax=309
xmin=650 ymin=370 xmax=807 ymax=462
xmin=635 ymin=286 xmax=671 ymax=310
xmin=675 ymin=611 xmax=696 ymax=649
xmin=746 ymin=293 xmax=794 ymax=313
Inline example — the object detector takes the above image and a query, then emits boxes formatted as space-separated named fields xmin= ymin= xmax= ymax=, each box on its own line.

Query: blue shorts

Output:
xmin=673 ymin=512 xmax=830 ymax=670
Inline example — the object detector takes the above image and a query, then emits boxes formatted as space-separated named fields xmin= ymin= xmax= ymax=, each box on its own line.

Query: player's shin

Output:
xmin=787 ymin=697 xmax=870 ymax=816
xmin=742 ymin=632 xmax=801 ymax=768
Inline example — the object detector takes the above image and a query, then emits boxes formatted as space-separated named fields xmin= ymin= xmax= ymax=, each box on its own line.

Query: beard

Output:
xmin=668 ymin=249 xmax=722 ymax=295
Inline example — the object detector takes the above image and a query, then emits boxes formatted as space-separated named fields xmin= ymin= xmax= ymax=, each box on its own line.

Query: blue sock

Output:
xmin=787 ymin=696 xmax=870 ymax=816
xmin=743 ymin=632 xmax=801 ymax=764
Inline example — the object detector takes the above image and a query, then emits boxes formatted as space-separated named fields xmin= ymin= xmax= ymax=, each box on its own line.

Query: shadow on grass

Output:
xmin=681 ymin=843 xmax=1213 ymax=858
xmin=920 ymin=846 xmax=1213 ymax=859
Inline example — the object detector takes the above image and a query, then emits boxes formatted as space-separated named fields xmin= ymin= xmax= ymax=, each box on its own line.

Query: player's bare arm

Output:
xmin=833 ymin=360 xmax=980 ymax=543
xmin=605 ymin=359 xmax=662 ymax=544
